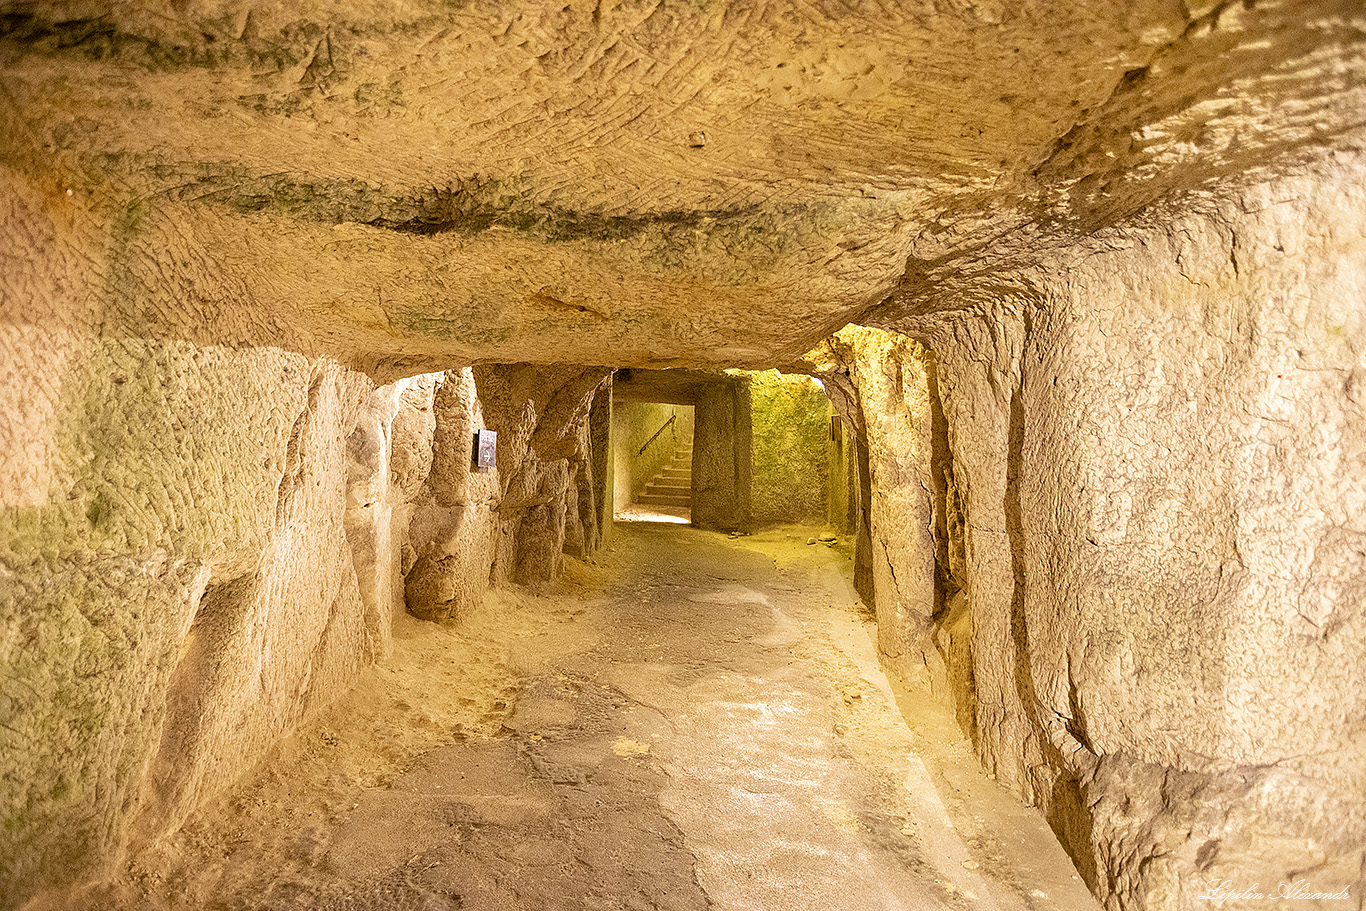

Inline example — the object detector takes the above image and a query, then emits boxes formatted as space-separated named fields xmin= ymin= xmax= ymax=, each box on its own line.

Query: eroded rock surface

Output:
xmin=3 ymin=1 xmax=1360 ymax=372
xmin=474 ymin=364 xmax=610 ymax=591
xmin=403 ymin=370 xmax=497 ymax=624
xmin=3 ymin=1 xmax=1365 ymax=908
xmin=808 ymin=165 xmax=1366 ymax=907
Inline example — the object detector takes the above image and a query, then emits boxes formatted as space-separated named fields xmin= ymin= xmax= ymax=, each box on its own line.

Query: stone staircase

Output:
xmin=634 ymin=437 xmax=693 ymax=509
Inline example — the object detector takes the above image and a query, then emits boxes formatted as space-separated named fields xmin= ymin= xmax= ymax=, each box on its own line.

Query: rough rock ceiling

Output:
xmin=2 ymin=0 xmax=1363 ymax=371
xmin=614 ymin=367 xmax=735 ymax=404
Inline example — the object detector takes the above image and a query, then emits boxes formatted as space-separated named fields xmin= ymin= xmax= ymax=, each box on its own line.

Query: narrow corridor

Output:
xmin=112 ymin=526 xmax=1098 ymax=911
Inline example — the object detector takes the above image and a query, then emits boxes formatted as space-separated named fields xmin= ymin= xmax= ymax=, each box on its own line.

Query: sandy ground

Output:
xmin=613 ymin=505 xmax=691 ymax=524
xmin=85 ymin=523 xmax=1100 ymax=910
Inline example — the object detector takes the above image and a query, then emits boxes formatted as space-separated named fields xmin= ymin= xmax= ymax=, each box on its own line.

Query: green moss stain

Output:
xmin=749 ymin=370 xmax=831 ymax=526
xmin=84 ymin=491 xmax=112 ymax=529
xmin=186 ymin=170 xmax=793 ymax=271
xmin=0 ymin=203 xmax=321 ymax=897
xmin=0 ymin=11 xmax=308 ymax=73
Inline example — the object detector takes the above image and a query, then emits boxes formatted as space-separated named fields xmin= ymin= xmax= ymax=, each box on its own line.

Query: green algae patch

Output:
xmin=749 ymin=370 xmax=831 ymax=526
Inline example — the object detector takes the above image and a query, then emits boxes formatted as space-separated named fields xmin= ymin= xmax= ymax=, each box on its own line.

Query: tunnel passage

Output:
xmin=64 ymin=518 xmax=1108 ymax=911
xmin=611 ymin=369 xmax=752 ymax=533
xmin=611 ymin=368 xmax=842 ymax=532
xmin=3 ymin=2 xmax=1366 ymax=909
xmin=613 ymin=400 xmax=695 ymax=524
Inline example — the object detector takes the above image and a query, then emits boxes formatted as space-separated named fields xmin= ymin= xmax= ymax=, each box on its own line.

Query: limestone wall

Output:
xmin=748 ymin=370 xmax=831 ymax=527
xmin=691 ymin=377 xmax=753 ymax=533
xmin=400 ymin=370 xmax=498 ymax=624
xmin=826 ymin=417 xmax=860 ymax=536
xmin=1008 ymin=169 xmax=1366 ymax=906
xmin=815 ymin=161 xmax=1366 ymax=908
xmin=1 ymin=164 xmax=381 ymax=901
xmin=475 ymin=364 xmax=610 ymax=590
xmin=0 ymin=329 xmax=412 ymax=904
xmin=816 ymin=332 xmax=960 ymax=698
xmin=0 ymin=158 xmax=611 ymax=905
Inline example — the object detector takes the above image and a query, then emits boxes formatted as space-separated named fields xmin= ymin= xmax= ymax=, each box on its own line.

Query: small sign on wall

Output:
xmin=474 ymin=429 xmax=497 ymax=471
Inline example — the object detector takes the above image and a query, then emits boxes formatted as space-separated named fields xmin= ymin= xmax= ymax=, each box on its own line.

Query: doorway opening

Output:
xmin=613 ymin=402 xmax=695 ymax=524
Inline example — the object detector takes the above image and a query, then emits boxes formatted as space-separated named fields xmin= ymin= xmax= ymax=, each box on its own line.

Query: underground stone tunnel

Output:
xmin=2 ymin=2 xmax=1365 ymax=909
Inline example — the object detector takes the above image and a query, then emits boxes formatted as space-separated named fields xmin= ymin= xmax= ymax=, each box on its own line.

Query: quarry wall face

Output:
xmin=0 ymin=161 xmax=615 ymax=905
xmin=748 ymin=370 xmax=832 ymax=528
xmin=0 ymin=163 xmax=389 ymax=900
xmin=816 ymin=165 xmax=1366 ymax=908
xmin=1012 ymin=171 xmax=1366 ymax=907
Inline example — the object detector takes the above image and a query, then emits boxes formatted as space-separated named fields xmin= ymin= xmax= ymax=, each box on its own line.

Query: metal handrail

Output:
xmin=639 ymin=414 xmax=677 ymax=455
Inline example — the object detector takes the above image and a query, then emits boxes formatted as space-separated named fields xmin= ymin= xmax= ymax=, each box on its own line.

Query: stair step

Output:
xmin=638 ymin=487 xmax=691 ymax=497
xmin=636 ymin=494 xmax=692 ymax=507
xmin=647 ymin=480 xmax=693 ymax=494
xmin=633 ymin=439 xmax=693 ymax=510
xmin=640 ymin=486 xmax=690 ymax=497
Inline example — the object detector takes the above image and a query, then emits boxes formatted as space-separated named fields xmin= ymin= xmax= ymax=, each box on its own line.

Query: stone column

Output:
xmin=691 ymin=376 xmax=752 ymax=532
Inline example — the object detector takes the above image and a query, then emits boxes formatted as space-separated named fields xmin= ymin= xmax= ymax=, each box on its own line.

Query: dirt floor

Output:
xmin=88 ymin=524 xmax=1101 ymax=910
